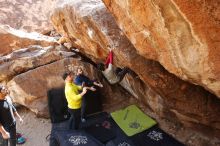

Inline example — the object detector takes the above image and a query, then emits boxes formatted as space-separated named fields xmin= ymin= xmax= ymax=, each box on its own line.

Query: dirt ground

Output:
xmin=16 ymin=97 xmax=220 ymax=146
xmin=17 ymin=108 xmax=51 ymax=146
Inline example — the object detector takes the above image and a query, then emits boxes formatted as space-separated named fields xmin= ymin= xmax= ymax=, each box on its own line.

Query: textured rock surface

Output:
xmin=102 ymin=0 xmax=220 ymax=98
xmin=0 ymin=25 xmax=57 ymax=56
xmin=0 ymin=0 xmax=58 ymax=33
xmin=51 ymin=0 xmax=220 ymax=143
xmin=0 ymin=45 xmax=74 ymax=82
xmin=7 ymin=57 xmax=129 ymax=117
xmin=7 ymin=58 xmax=74 ymax=116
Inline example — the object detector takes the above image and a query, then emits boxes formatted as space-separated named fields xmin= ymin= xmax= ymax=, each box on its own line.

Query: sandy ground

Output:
xmin=17 ymin=108 xmax=51 ymax=146
xmin=16 ymin=97 xmax=220 ymax=146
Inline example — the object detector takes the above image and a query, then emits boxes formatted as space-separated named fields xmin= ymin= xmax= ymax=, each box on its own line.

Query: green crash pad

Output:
xmin=111 ymin=105 xmax=157 ymax=136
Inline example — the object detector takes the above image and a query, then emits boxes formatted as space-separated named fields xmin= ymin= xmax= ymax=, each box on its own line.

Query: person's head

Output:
xmin=0 ymin=86 xmax=8 ymax=99
xmin=97 ymin=63 xmax=105 ymax=71
xmin=76 ymin=66 xmax=83 ymax=76
xmin=62 ymin=72 xmax=73 ymax=82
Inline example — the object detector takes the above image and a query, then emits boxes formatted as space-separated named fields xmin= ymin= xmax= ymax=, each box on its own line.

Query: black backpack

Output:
xmin=47 ymin=88 xmax=70 ymax=123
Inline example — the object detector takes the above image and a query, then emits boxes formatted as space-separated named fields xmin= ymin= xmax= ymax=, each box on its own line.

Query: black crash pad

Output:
xmin=83 ymin=89 xmax=103 ymax=116
xmin=105 ymin=118 xmax=135 ymax=146
xmin=54 ymin=130 xmax=104 ymax=146
xmin=84 ymin=114 xmax=116 ymax=143
xmin=131 ymin=126 xmax=185 ymax=146
xmin=82 ymin=112 xmax=134 ymax=146
xmin=80 ymin=112 xmax=110 ymax=128
xmin=47 ymin=88 xmax=70 ymax=123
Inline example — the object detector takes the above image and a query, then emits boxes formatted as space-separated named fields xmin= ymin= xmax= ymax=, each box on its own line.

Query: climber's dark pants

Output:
xmin=0 ymin=123 xmax=16 ymax=146
xmin=116 ymin=67 xmax=130 ymax=82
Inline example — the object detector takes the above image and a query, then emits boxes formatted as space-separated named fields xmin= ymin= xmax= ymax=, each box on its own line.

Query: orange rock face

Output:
xmin=7 ymin=58 xmax=74 ymax=117
xmin=0 ymin=45 xmax=74 ymax=82
xmin=51 ymin=0 xmax=220 ymax=141
xmin=102 ymin=0 xmax=220 ymax=98
xmin=0 ymin=0 xmax=58 ymax=33
xmin=0 ymin=25 xmax=57 ymax=56
xmin=7 ymin=57 xmax=130 ymax=117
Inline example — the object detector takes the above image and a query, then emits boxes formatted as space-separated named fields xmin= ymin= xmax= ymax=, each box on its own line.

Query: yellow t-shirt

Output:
xmin=65 ymin=82 xmax=82 ymax=109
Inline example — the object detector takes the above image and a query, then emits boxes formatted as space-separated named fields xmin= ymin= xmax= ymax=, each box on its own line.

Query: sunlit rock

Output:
xmin=7 ymin=58 xmax=129 ymax=117
xmin=0 ymin=45 xmax=73 ymax=82
xmin=0 ymin=25 xmax=57 ymax=56
xmin=51 ymin=0 xmax=220 ymax=139
xmin=0 ymin=0 xmax=59 ymax=33
xmin=102 ymin=0 xmax=220 ymax=97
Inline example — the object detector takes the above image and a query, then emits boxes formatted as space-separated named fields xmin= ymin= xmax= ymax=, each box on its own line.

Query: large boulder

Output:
xmin=7 ymin=58 xmax=92 ymax=117
xmin=102 ymin=0 xmax=220 ymax=98
xmin=51 ymin=0 xmax=220 ymax=140
xmin=7 ymin=57 xmax=129 ymax=117
xmin=0 ymin=45 xmax=74 ymax=82
xmin=0 ymin=25 xmax=57 ymax=56
xmin=0 ymin=0 xmax=59 ymax=33
xmin=7 ymin=58 xmax=73 ymax=117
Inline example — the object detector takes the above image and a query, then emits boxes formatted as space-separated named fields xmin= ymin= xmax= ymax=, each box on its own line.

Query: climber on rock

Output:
xmin=97 ymin=47 xmax=131 ymax=85
xmin=74 ymin=66 xmax=103 ymax=122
